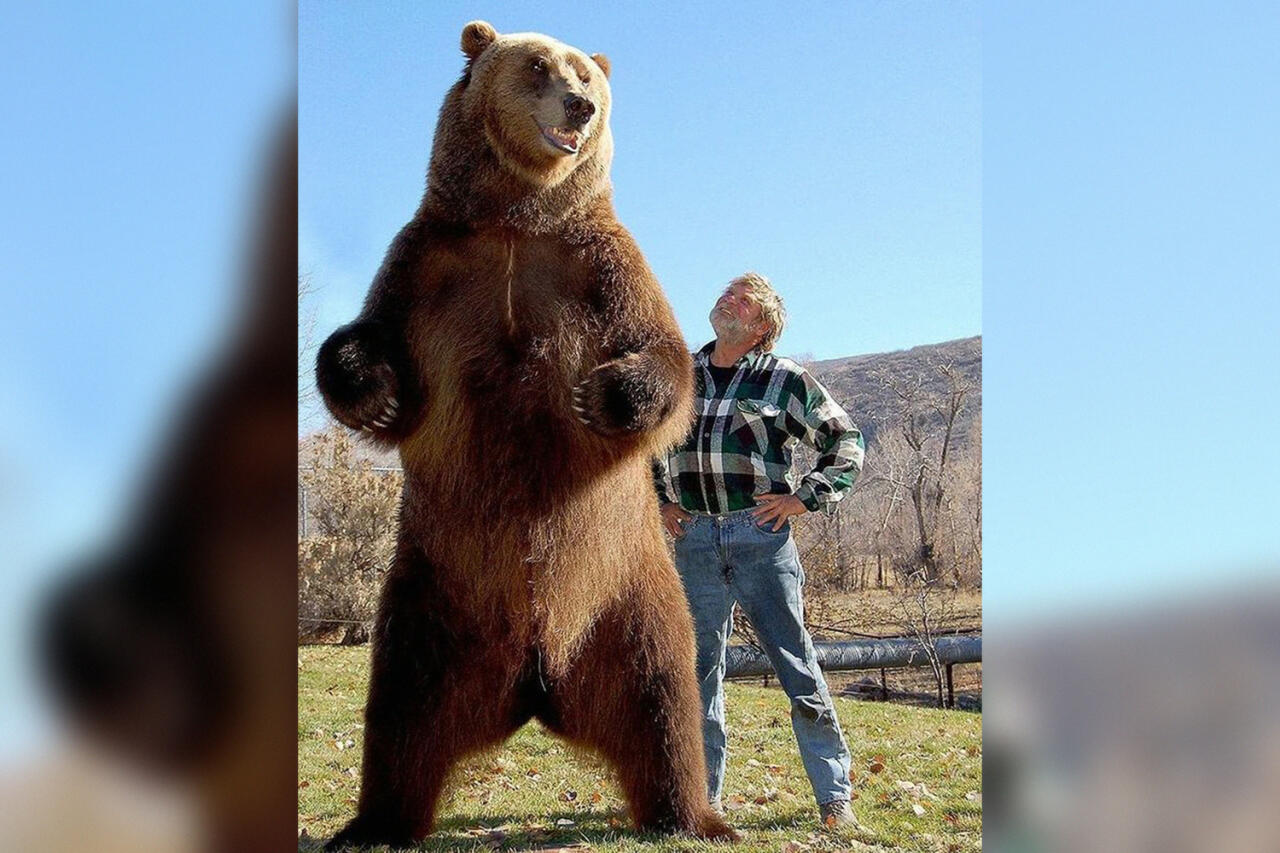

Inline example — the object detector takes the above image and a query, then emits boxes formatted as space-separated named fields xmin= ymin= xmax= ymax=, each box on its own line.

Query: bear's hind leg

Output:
xmin=550 ymin=584 xmax=738 ymax=842
xmin=328 ymin=688 xmax=501 ymax=851
xmin=327 ymin=565 xmax=528 ymax=851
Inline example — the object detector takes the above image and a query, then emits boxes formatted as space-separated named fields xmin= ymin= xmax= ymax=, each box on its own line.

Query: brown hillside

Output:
xmin=802 ymin=336 xmax=982 ymax=448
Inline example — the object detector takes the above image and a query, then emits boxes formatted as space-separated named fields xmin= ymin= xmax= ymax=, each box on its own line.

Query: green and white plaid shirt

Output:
xmin=653 ymin=342 xmax=864 ymax=515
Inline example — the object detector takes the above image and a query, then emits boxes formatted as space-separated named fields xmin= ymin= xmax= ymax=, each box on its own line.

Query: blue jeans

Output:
xmin=673 ymin=508 xmax=852 ymax=806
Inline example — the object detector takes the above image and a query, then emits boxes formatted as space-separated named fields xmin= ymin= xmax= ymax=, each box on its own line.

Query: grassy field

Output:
xmin=299 ymin=646 xmax=981 ymax=852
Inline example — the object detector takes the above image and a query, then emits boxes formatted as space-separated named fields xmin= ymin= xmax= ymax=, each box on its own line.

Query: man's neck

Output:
xmin=710 ymin=337 xmax=756 ymax=368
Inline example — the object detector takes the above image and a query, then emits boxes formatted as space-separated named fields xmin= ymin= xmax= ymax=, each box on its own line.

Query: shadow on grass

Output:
xmin=304 ymin=810 xmax=720 ymax=851
xmin=721 ymin=809 xmax=879 ymax=846
xmin=303 ymin=806 xmax=881 ymax=852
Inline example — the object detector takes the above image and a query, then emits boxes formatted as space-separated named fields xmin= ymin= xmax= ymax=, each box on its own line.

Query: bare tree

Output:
xmin=862 ymin=443 xmax=910 ymax=589
xmin=942 ymin=411 xmax=982 ymax=587
xmin=891 ymin=562 xmax=957 ymax=707
xmin=298 ymin=273 xmax=319 ymax=407
xmin=869 ymin=350 xmax=978 ymax=585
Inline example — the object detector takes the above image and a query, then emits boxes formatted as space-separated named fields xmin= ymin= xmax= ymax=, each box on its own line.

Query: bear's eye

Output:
xmin=531 ymin=58 xmax=548 ymax=74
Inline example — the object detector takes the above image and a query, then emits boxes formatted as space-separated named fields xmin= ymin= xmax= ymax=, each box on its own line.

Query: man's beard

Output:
xmin=710 ymin=308 xmax=755 ymax=346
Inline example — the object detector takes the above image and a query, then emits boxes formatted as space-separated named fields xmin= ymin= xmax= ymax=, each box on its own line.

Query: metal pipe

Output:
xmin=724 ymin=635 xmax=981 ymax=679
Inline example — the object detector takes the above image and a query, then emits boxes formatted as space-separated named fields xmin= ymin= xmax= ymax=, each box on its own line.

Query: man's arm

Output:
xmin=786 ymin=370 xmax=865 ymax=514
xmin=651 ymin=456 xmax=674 ymax=505
xmin=652 ymin=454 xmax=694 ymax=538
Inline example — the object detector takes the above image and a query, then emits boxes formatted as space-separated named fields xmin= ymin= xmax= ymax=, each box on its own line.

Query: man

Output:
xmin=653 ymin=272 xmax=865 ymax=828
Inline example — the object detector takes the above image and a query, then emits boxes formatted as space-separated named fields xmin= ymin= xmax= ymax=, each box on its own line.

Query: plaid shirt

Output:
xmin=653 ymin=342 xmax=864 ymax=515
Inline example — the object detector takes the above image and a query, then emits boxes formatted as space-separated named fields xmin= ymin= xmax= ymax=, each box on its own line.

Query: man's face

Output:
xmin=710 ymin=282 xmax=765 ymax=346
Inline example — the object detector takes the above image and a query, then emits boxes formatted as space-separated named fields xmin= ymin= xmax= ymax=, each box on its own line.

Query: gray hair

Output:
xmin=730 ymin=272 xmax=786 ymax=353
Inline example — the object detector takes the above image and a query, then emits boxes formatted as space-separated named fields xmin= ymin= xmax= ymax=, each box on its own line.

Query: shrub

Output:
xmin=298 ymin=427 xmax=401 ymax=643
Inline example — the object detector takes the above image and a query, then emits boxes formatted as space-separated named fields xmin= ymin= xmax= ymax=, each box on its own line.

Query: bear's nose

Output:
xmin=563 ymin=94 xmax=595 ymax=127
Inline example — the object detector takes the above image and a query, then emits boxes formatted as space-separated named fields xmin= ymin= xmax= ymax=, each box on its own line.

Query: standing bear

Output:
xmin=317 ymin=21 xmax=737 ymax=849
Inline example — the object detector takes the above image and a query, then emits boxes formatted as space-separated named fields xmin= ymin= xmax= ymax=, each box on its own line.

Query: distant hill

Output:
xmin=802 ymin=335 xmax=982 ymax=448
xmin=299 ymin=335 xmax=982 ymax=463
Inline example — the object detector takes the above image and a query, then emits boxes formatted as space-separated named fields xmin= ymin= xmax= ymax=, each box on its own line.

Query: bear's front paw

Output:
xmin=571 ymin=354 xmax=674 ymax=437
xmin=316 ymin=322 xmax=404 ymax=436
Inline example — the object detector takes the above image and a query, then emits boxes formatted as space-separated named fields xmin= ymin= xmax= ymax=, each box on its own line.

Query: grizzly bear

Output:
xmin=316 ymin=21 xmax=736 ymax=849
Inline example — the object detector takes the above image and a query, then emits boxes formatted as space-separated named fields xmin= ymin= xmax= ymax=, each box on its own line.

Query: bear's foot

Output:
xmin=691 ymin=810 xmax=741 ymax=842
xmin=325 ymin=814 xmax=418 ymax=852
xmin=316 ymin=321 xmax=405 ymax=437
xmin=634 ymin=809 xmax=740 ymax=844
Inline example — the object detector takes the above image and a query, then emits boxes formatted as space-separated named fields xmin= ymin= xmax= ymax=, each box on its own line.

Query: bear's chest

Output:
xmin=412 ymin=232 xmax=604 ymax=401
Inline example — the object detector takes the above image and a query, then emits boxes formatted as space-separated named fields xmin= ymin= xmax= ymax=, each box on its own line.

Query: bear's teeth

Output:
xmin=542 ymin=125 xmax=581 ymax=153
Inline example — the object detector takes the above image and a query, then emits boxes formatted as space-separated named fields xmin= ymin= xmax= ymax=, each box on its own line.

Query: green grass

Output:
xmin=299 ymin=646 xmax=981 ymax=852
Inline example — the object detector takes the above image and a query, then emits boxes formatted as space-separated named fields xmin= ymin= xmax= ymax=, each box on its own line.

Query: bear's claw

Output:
xmin=695 ymin=811 xmax=741 ymax=842
xmin=571 ymin=384 xmax=595 ymax=426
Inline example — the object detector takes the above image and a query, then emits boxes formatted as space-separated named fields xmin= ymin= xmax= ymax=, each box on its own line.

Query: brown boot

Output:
xmin=818 ymin=798 xmax=860 ymax=830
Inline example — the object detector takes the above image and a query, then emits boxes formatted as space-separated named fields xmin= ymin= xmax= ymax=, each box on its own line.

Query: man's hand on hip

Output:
xmin=660 ymin=503 xmax=693 ymax=539
xmin=751 ymin=493 xmax=806 ymax=531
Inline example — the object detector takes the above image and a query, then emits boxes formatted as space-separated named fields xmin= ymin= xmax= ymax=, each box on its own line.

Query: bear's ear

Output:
xmin=461 ymin=20 xmax=498 ymax=61
xmin=590 ymin=53 xmax=611 ymax=79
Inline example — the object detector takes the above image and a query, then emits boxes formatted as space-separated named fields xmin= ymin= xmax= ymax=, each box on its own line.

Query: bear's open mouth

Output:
xmin=540 ymin=124 xmax=583 ymax=155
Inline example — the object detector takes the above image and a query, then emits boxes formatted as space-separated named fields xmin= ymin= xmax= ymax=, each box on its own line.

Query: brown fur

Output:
xmin=318 ymin=22 xmax=736 ymax=849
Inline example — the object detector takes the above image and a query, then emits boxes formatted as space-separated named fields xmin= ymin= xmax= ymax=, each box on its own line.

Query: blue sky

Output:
xmin=299 ymin=1 xmax=983 ymax=432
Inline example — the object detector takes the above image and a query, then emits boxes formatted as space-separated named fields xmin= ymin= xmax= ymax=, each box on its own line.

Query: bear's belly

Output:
xmin=397 ymin=456 xmax=660 ymax=671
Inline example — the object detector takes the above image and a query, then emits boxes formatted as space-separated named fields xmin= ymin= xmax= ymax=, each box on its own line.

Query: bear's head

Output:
xmin=450 ymin=21 xmax=613 ymax=190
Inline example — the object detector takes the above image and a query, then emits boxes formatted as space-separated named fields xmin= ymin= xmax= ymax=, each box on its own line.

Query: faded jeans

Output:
xmin=673 ymin=507 xmax=852 ymax=806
